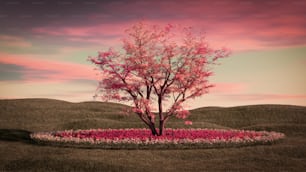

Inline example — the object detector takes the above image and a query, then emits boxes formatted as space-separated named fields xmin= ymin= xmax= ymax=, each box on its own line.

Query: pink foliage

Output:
xmin=184 ymin=120 xmax=193 ymax=125
xmin=89 ymin=22 xmax=230 ymax=135
xmin=176 ymin=110 xmax=190 ymax=119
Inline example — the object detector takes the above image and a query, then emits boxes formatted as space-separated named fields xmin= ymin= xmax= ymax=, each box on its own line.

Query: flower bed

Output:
xmin=30 ymin=128 xmax=285 ymax=149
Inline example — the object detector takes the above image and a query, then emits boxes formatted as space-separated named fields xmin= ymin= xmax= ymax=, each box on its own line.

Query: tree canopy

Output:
xmin=89 ymin=22 xmax=230 ymax=135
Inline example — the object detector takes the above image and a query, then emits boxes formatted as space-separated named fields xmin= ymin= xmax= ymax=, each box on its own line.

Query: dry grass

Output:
xmin=1 ymin=98 xmax=306 ymax=171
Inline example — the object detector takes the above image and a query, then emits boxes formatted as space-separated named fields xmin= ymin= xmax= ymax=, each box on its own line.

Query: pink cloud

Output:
xmin=0 ymin=52 xmax=97 ymax=83
xmin=27 ymin=0 xmax=305 ymax=53
xmin=221 ymin=94 xmax=306 ymax=101
xmin=66 ymin=37 xmax=120 ymax=47
xmin=211 ymin=82 xmax=248 ymax=94
xmin=107 ymin=1 xmax=306 ymax=51
xmin=32 ymin=15 xmax=306 ymax=52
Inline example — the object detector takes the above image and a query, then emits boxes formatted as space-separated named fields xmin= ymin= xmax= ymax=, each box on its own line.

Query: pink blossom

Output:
xmin=30 ymin=128 xmax=285 ymax=146
xmin=184 ymin=120 xmax=193 ymax=125
xmin=176 ymin=110 xmax=190 ymax=119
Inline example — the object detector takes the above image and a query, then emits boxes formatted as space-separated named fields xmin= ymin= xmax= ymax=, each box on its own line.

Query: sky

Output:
xmin=0 ymin=0 xmax=305 ymax=108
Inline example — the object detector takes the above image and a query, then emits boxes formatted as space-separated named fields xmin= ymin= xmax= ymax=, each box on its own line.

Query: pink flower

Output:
xmin=30 ymin=128 xmax=285 ymax=146
xmin=184 ymin=120 xmax=193 ymax=125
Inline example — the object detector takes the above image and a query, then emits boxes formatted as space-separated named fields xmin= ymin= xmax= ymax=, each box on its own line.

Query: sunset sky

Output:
xmin=0 ymin=0 xmax=305 ymax=108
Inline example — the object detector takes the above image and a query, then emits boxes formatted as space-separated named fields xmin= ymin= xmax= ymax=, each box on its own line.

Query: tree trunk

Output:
xmin=149 ymin=122 xmax=158 ymax=136
xmin=136 ymin=112 xmax=158 ymax=136
xmin=159 ymin=120 xmax=165 ymax=136
xmin=157 ymin=95 xmax=164 ymax=136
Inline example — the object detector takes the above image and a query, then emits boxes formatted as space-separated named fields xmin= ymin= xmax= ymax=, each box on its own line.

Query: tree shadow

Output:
xmin=0 ymin=129 xmax=35 ymax=144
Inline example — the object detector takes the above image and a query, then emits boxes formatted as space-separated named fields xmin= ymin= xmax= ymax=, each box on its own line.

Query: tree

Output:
xmin=89 ymin=22 xmax=230 ymax=136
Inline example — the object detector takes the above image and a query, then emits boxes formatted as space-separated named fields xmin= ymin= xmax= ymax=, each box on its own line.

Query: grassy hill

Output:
xmin=0 ymin=98 xmax=306 ymax=171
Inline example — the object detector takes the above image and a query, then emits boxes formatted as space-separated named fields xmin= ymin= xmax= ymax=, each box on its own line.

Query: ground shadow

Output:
xmin=0 ymin=129 xmax=34 ymax=144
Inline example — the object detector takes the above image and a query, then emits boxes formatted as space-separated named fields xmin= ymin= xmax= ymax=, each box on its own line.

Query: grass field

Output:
xmin=0 ymin=98 xmax=306 ymax=171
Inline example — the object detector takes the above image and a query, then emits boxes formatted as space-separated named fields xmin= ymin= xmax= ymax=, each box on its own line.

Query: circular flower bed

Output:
xmin=30 ymin=128 xmax=285 ymax=149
